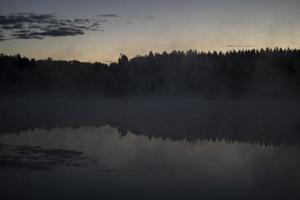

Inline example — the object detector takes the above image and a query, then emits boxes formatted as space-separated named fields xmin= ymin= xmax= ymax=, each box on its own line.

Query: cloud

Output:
xmin=0 ymin=13 xmax=103 ymax=41
xmin=12 ymin=27 xmax=85 ymax=39
xmin=1 ymin=23 xmax=24 ymax=30
xmin=0 ymin=13 xmax=55 ymax=25
xmin=98 ymin=14 xmax=119 ymax=18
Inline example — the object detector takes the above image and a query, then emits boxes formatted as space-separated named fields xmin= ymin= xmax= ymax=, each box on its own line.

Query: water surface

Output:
xmin=1 ymin=125 xmax=300 ymax=200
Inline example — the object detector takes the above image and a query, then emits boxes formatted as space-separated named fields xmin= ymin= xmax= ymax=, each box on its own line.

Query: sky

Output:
xmin=0 ymin=0 xmax=300 ymax=62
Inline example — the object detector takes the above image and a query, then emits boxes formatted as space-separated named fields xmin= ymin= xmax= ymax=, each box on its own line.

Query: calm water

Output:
xmin=1 ymin=98 xmax=300 ymax=199
xmin=1 ymin=125 xmax=300 ymax=200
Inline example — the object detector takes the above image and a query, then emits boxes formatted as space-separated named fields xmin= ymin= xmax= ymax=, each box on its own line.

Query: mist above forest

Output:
xmin=1 ymin=48 xmax=300 ymax=98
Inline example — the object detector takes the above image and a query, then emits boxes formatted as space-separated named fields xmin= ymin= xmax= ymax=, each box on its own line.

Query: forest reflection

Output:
xmin=1 ymin=125 xmax=300 ymax=200
xmin=1 ymin=98 xmax=300 ymax=147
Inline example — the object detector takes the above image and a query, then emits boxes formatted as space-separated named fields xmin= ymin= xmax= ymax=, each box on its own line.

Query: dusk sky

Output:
xmin=0 ymin=0 xmax=300 ymax=62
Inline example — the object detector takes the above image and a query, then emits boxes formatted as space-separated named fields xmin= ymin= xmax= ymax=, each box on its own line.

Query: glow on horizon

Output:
xmin=0 ymin=0 xmax=300 ymax=62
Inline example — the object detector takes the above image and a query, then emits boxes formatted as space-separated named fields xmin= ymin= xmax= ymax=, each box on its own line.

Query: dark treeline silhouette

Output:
xmin=1 ymin=47 xmax=300 ymax=97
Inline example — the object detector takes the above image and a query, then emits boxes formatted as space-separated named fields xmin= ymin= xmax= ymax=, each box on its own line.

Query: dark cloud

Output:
xmin=74 ymin=18 xmax=90 ymax=24
xmin=0 ymin=13 xmax=54 ymax=25
xmin=1 ymin=23 xmax=24 ymax=30
xmin=12 ymin=27 xmax=84 ymax=39
xmin=96 ymin=19 xmax=108 ymax=23
xmin=98 ymin=14 xmax=119 ymax=18
xmin=27 ymin=25 xmax=43 ymax=29
xmin=0 ymin=13 xmax=102 ymax=41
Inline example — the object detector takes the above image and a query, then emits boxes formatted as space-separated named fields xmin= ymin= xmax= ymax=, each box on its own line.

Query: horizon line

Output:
xmin=1 ymin=46 xmax=300 ymax=64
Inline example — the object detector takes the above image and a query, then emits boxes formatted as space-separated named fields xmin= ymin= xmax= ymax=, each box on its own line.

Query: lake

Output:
xmin=1 ymin=97 xmax=300 ymax=199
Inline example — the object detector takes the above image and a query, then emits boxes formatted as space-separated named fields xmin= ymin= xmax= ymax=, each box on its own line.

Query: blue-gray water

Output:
xmin=1 ymin=97 xmax=300 ymax=199
xmin=1 ymin=126 xmax=300 ymax=200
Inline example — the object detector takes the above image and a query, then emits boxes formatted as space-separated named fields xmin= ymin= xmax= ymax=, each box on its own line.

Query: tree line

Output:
xmin=1 ymin=48 xmax=300 ymax=97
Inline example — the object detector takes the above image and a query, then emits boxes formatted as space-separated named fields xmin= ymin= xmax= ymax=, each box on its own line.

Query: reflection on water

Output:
xmin=0 ymin=144 xmax=96 ymax=171
xmin=1 ymin=125 xmax=300 ymax=200
xmin=2 ymin=98 xmax=300 ymax=146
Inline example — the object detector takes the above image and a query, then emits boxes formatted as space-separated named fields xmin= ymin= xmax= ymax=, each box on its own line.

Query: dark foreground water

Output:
xmin=1 ymin=97 xmax=300 ymax=200
xmin=1 ymin=126 xmax=300 ymax=200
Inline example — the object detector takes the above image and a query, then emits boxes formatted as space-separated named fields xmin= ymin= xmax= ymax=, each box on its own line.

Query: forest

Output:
xmin=1 ymin=48 xmax=300 ymax=97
